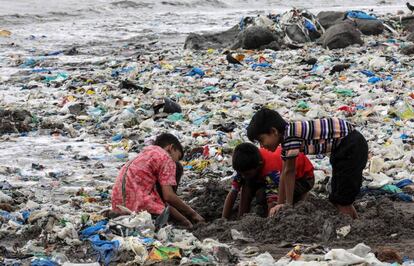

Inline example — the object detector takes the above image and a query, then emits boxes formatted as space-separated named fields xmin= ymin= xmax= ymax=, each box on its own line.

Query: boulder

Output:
xmin=407 ymin=32 xmax=414 ymax=41
xmin=0 ymin=108 xmax=33 ymax=135
xmin=184 ymin=25 xmax=240 ymax=50
xmin=317 ymin=11 xmax=345 ymax=29
xmin=233 ymin=26 xmax=282 ymax=50
xmin=355 ymin=18 xmax=384 ymax=35
xmin=321 ymin=22 xmax=363 ymax=49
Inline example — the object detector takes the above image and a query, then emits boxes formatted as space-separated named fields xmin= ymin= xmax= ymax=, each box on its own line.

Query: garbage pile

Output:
xmin=0 ymin=4 xmax=414 ymax=266
xmin=185 ymin=8 xmax=414 ymax=51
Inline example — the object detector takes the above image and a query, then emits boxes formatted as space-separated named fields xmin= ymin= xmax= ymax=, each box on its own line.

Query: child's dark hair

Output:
xmin=173 ymin=162 xmax=184 ymax=193
xmin=232 ymin=143 xmax=262 ymax=172
xmin=154 ymin=133 xmax=184 ymax=159
xmin=247 ymin=108 xmax=287 ymax=142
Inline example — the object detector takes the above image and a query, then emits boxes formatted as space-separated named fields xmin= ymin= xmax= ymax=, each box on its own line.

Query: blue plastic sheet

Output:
xmin=396 ymin=193 xmax=413 ymax=202
xmin=31 ymin=259 xmax=58 ymax=266
xmin=88 ymin=235 xmax=120 ymax=266
xmin=395 ymin=179 xmax=414 ymax=189
xmin=252 ymin=62 xmax=271 ymax=70
xmin=239 ymin=17 xmax=245 ymax=31
xmin=80 ymin=220 xmax=108 ymax=239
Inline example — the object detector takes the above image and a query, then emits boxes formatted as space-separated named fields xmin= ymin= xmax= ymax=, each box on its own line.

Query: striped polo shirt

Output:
xmin=281 ymin=118 xmax=354 ymax=160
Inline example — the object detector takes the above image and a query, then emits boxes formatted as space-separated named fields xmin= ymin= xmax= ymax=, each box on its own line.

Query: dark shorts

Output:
xmin=293 ymin=177 xmax=315 ymax=204
xmin=329 ymin=130 xmax=368 ymax=206
xmin=258 ymin=177 xmax=315 ymax=205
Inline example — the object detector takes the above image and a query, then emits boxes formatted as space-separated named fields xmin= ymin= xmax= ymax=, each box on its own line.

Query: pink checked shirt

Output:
xmin=111 ymin=145 xmax=177 ymax=215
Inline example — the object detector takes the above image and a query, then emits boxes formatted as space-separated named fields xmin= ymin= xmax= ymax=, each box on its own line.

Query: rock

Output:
xmin=238 ymin=26 xmax=282 ymax=50
xmin=321 ymin=22 xmax=363 ymax=49
xmin=163 ymin=98 xmax=182 ymax=114
xmin=401 ymin=44 xmax=414 ymax=55
xmin=0 ymin=203 xmax=13 ymax=212
xmin=375 ymin=247 xmax=403 ymax=264
xmin=184 ymin=25 xmax=240 ymax=50
xmin=317 ymin=11 xmax=345 ymax=29
xmin=260 ymin=40 xmax=281 ymax=51
xmin=40 ymin=117 xmax=65 ymax=130
xmin=28 ymin=210 xmax=50 ymax=224
xmin=402 ymin=15 xmax=414 ymax=32
xmin=407 ymin=32 xmax=414 ymax=41
xmin=67 ymin=102 xmax=86 ymax=115
xmin=285 ymin=24 xmax=312 ymax=43
xmin=0 ymin=108 xmax=33 ymax=135
xmin=0 ymin=191 xmax=12 ymax=203
xmin=355 ymin=19 xmax=384 ymax=35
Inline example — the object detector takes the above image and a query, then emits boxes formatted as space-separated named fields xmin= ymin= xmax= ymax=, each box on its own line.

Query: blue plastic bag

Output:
xmin=80 ymin=220 xmax=108 ymax=239
xmin=185 ymin=67 xmax=205 ymax=77
xmin=346 ymin=11 xmax=377 ymax=20
xmin=368 ymin=76 xmax=382 ymax=84
xmin=252 ymin=62 xmax=271 ymax=70
xmin=361 ymin=70 xmax=375 ymax=77
xmin=88 ymin=235 xmax=120 ymax=266
xmin=304 ymin=19 xmax=317 ymax=32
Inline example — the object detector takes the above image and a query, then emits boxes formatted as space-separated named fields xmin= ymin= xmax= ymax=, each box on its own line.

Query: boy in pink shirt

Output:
xmin=112 ymin=133 xmax=204 ymax=227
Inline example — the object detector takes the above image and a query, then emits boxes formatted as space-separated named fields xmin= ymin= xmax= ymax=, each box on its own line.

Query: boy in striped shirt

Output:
xmin=247 ymin=108 xmax=368 ymax=219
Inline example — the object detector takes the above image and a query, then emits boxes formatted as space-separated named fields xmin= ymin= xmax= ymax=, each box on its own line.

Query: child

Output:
xmin=247 ymin=108 xmax=368 ymax=219
xmin=111 ymin=133 xmax=204 ymax=228
xmin=222 ymin=142 xmax=314 ymax=219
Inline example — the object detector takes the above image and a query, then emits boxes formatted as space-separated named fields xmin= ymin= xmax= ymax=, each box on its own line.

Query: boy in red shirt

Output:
xmin=112 ymin=133 xmax=204 ymax=228
xmin=222 ymin=142 xmax=314 ymax=219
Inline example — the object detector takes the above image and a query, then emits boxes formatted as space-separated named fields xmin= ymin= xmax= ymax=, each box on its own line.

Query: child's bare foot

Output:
xmin=335 ymin=204 xmax=358 ymax=219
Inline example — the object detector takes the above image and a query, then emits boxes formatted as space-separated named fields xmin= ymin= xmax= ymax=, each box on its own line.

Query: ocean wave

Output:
xmin=110 ymin=0 xmax=154 ymax=8
xmin=160 ymin=0 xmax=227 ymax=8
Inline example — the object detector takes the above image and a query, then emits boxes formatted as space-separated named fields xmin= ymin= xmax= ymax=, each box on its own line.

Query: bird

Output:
xmin=407 ymin=2 xmax=414 ymax=12
xmin=300 ymin=57 xmax=318 ymax=66
xmin=224 ymin=51 xmax=243 ymax=65
xmin=329 ymin=64 xmax=351 ymax=75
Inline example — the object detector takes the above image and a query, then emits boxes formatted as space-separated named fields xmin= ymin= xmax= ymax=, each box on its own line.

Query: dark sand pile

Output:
xmin=184 ymin=180 xmax=229 ymax=222
xmin=193 ymin=196 xmax=414 ymax=247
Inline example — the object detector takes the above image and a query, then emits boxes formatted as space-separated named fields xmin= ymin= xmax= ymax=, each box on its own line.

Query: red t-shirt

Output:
xmin=262 ymin=146 xmax=314 ymax=180
xmin=232 ymin=146 xmax=314 ymax=192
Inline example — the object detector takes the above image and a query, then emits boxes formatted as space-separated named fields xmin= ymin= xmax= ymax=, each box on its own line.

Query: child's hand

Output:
xmin=269 ymin=204 xmax=285 ymax=217
xmin=192 ymin=213 xmax=205 ymax=224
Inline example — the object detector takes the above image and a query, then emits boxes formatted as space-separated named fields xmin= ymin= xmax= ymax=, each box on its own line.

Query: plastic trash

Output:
xmin=80 ymin=220 xmax=108 ymax=239
xmin=0 ymin=191 xmax=12 ymax=203
xmin=148 ymin=246 xmax=181 ymax=261
xmin=88 ymin=235 xmax=120 ymax=266
xmin=361 ymin=70 xmax=375 ymax=77
xmin=167 ymin=113 xmax=184 ymax=122
xmin=186 ymin=67 xmax=205 ymax=77
xmin=112 ymin=236 xmax=148 ymax=264
xmin=252 ymin=62 xmax=272 ymax=70
xmin=325 ymin=243 xmax=385 ymax=265
xmin=345 ymin=10 xmax=377 ymax=20
xmin=31 ymin=258 xmax=58 ymax=266
xmin=380 ymin=184 xmax=402 ymax=194
xmin=254 ymin=252 xmax=276 ymax=266
xmin=335 ymin=88 xmax=354 ymax=97
xmin=62 ymin=263 xmax=100 ymax=266
xmin=0 ymin=29 xmax=12 ymax=37
xmin=396 ymin=193 xmax=413 ymax=202
xmin=395 ymin=179 xmax=414 ymax=189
